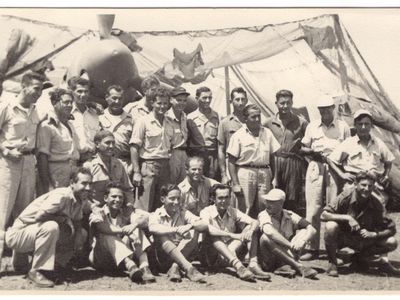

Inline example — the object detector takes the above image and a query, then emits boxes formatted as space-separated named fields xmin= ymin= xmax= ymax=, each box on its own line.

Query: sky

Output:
xmin=1 ymin=7 xmax=400 ymax=107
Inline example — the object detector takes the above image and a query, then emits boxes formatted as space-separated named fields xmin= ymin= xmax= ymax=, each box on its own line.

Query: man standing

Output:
xmin=0 ymin=71 xmax=44 ymax=268
xmin=227 ymin=104 xmax=280 ymax=216
xmin=188 ymin=86 xmax=220 ymax=179
xmin=37 ymin=88 xmax=79 ymax=195
xmin=300 ymin=96 xmax=351 ymax=260
xmin=130 ymin=87 xmax=173 ymax=212
xmin=99 ymin=85 xmax=133 ymax=174
xmin=328 ymin=109 xmax=394 ymax=208
xmin=321 ymin=171 xmax=399 ymax=277
xmin=218 ymin=87 xmax=248 ymax=185
xmin=178 ymin=156 xmax=219 ymax=216
xmin=4 ymin=168 xmax=92 ymax=287
xmin=68 ymin=76 xmax=100 ymax=164
xmin=165 ymin=87 xmax=189 ymax=184
xmin=265 ymin=90 xmax=308 ymax=213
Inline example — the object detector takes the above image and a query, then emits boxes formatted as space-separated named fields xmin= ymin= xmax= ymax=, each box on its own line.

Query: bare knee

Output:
xmin=324 ymin=221 xmax=339 ymax=234
xmin=385 ymin=237 xmax=398 ymax=252
xmin=41 ymin=221 xmax=60 ymax=235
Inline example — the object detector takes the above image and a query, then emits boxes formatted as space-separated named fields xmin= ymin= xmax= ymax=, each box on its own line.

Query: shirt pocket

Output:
xmin=205 ymin=122 xmax=218 ymax=138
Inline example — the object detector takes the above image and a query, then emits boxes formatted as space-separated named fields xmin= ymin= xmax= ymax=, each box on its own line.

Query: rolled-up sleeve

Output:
xmin=226 ymin=132 xmax=240 ymax=158
xmin=129 ymin=117 xmax=146 ymax=147
xmin=37 ymin=123 xmax=52 ymax=155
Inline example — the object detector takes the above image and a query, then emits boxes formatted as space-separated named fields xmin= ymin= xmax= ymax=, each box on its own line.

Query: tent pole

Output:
xmin=224 ymin=66 xmax=231 ymax=115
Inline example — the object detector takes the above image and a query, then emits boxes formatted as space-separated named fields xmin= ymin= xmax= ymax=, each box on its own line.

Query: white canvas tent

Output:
xmin=1 ymin=13 xmax=400 ymax=206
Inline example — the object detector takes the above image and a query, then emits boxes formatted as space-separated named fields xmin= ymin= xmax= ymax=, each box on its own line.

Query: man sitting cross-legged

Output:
xmin=258 ymin=189 xmax=318 ymax=279
xmin=89 ymin=181 xmax=155 ymax=284
xmin=148 ymin=184 xmax=207 ymax=283
xmin=321 ymin=170 xmax=400 ymax=277
xmin=200 ymin=184 xmax=271 ymax=282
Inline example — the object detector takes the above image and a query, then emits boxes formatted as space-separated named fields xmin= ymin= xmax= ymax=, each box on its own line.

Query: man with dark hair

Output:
xmin=124 ymin=75 xmax=160 ymax=125
xmin=68 ymin=76 xmax=100 ymax=164
xmin=149 ymin=184 xmax=207 ymax=282
xmin=200 ymin=184 xmax=271 ymax=281
xmin=227 ymin=104 xmax=280 ymax=216
xmin=322 ymin=170 xmax=399 ymax=277
xmin=188 ymin=86 xmax=220 ymax=179
xmin=4 ymin=167 xmax=92 ymax=287
xmin=328 ymin=109 xmax=394 ymax=208
xmin=99 ymin=85 xmax=133 ymax=175
xmin=218 ymin=87 xmax=248 ymax=186
xmin=89 ymin=181 xmax=155 ymax=283
xmin=178 ymin=156 xmax=219 ymax=216
xmin=265 ymin=89 xmax=308 ymax=213
xmin=130 ymin=87 xmax=173 ymax=212
xmin=37 ymin=88 xmax=79 ymax=195
xmin=0 ymin=71 xmax=44 ymax=269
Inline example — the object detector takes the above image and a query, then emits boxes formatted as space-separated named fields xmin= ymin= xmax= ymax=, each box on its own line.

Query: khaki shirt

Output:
xmin=99 ymin=110 xmax=133 ymax=158
xmin=328 ymin=135 xmax=395 ymax=176
xmin=200 ymin=205 xmax=255 ymax=243
xmin=188 ymin=108 xmax=219 ymax=149
xmin=0 ymin=99 xmax=40 ymax=152
xmin=130 ymin=113 xmax=173 ymax=160
xmin=227 ymin=125 xmax=280 ymax=166
xmin=258 ymin=209 xmax=307 ymax=240
xmin=37 ymin=115 xmax=79 ymax=162
xmin=165 ymin=108 xmax=188 ymax=149
xmin=70 ymin=105 xmax=100 ymax=153
xmin=125 ymin=98 xmax=151 ymax=126
xmin=149 ymin=206 xmax=200 ymax=245
xmin=302 ymin=118 xmax=350 ymax=155
xmin=83 ymin=154 xmax=133 ymax=204
xmin=217 ymin=114 xmax=243 ymax=148
xmin=12 ymin=187 xmax=83 ymax=229
xmin=178 ymin=176 xmax=219 ymax=215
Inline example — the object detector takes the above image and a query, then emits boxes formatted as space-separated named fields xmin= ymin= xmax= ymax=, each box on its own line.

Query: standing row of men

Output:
xmin=0 ymin=70 xmax=399 ymax=287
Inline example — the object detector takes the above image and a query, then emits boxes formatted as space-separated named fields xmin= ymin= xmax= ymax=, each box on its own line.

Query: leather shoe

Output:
xmin=299 ymin=266 xmax=318 ymax=279
xmin=127 ymin=265 xmax=142 ymax=283
xmin=186 ymin=266 xmax=205 ymax=282
xmin=248 ymin=264 xmax=271 ymax=281
xmin=326 ymin=263 xmax=339 ymax=277
xmin=141 ymin=266 xmax=156 ymax=283
xmin=236 ymin=266 xmax=256 ymax=282
xmin=27 ymin=270 xmax=55 ymax=288
xmin=167 ymin=264 xmax=182 ymax=282
xmin=273 ymin=265 xmax=296 ymax=278
xmin=377 ymin=260 xmax=400 ymax=276
xmin=299 ymin=251 xmax=319 ymax=261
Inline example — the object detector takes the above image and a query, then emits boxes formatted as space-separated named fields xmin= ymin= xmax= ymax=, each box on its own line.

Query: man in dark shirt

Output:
xmin=321 ymin=171 xmax=399 ymax=277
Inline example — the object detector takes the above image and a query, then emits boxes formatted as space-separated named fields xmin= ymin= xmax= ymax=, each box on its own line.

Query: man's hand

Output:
xmin=66 ymin=218 xmax=75 ymax=237
xmin=232 ymin=184 xmax=242 ymax=194
xmin=348 ymin=216 xmax=360 ymax=232
xmin=379 ymin=175 xmax=390 ymax=188
xmin=4 ymin=148 xmax=22 ymax=161
xmin=290 ymin=238 xmax=306 ymax=253
xmin=122 ymin=224 xmax=137 ymax=236
xmin=176 ymin=224 xmax=192 ymax=237
xmin=221 ymin=174 xmax=230 ymax=185
xmin=359 ymin=229 xmax=378 ymax=239
xmin=240 ymin=229 xmax=254 ymax=242
xmin=342 ymin=172 xmax=356 ymax=183
xmin=229 ymin=233 xmax=242 ymax=240
xmin=132 ymin=172 xmax=142 ymax=187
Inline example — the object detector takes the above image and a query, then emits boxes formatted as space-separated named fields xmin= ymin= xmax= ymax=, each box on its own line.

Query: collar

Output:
xmin=72 ymin=103 xmax=97 ymax=115
xmin=209 ymin=204 xmax=233 ymax=219
xmin=68 ymin=186 xmax=79 ymax=204
xmin=180 ymin=176 xmax=206 ymax=193
xmin=193 ymin=108 xmax=218 ymax=120
xmin=244 ymin=124 xmax=263 ymax=136
xmin=229 ymin=113 xmax=241 ymax=122
xmin=349 ymin=189 xmax=376 ymax=210
xmin=137 ymin=98 xmax=151 ymax=112
xmin=158 ymin=205 xmax=181 ymax=219
xmin=104 ymin=109 xmax=130 ymax=120
xmin=102 ymin=204 xmax=122 ymax=217
xmin=355 ymin=134 xmax=376 ymax=146
xmin=271 ymin=112 xmax=296 ymax=127
xmin=91 ymin=154 xmax=117 ymax=170
xmin=319 ymin=118 xmax=338 ymax=128
xmin=165 ymin=108 xmax=186 ymax=122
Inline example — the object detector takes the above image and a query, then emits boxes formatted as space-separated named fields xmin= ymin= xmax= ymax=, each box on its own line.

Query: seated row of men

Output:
xmin=2 ymin=161 xmax=398 ymax=288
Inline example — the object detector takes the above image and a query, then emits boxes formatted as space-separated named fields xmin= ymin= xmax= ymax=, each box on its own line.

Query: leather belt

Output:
xmin=239 ymin=164 xmax=270 ymax=169
xmin=20 ymin=149 xmax=35 ymax=155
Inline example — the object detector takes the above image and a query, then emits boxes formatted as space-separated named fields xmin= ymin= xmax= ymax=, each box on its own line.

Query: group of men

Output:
xmin=0 ymin=70 xmax=399 ymax=288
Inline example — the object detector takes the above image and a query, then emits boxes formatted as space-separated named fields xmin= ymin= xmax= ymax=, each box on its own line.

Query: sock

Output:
xmin=230 ymin=258 xmax=244 ymax=270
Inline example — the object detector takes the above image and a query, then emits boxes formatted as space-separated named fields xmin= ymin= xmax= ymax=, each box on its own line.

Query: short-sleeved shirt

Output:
xmin=265 ymin=113 xmax=308 ymax=154
xmin=200 ymin=205 xmax=255 ymax=243
xmin=83 ymin=154 xmax=133 ymax=204
xmin=217 ymin=114 xmax=243 ymax=148
xmin=89 ymin=204 xmax=149 ymax=228
xmin=37 ymin=115 xmax=79 ymax=162
xmin=227 ymin=125 xmax=281 ymax=166
xmin=149 ymin=206 xmax=200 ymax=245
xmin=178 ymin=176 xmax=219 ymax=215
xmin=165 ymin=108 xmax=188 ymax=149
xmin=188 ymin=108 xmax=219 ymax=149
xmin=125 ymin=98 xmax=151 ymax=126
xmin=328 ymin=135 xmax=395 ymax=176
xmin=70 ymin=105 xmax=100 ymax=153
xmin=0 ymin=99 xmax=40 ymax=152
xmin=323 ymin=187 xmax=387 ymax=232
xmin=302 ymin=118 xmax=351 ymax=155
xmin=258 ymin=209 xmax=308 ymax=240
xmin=99 ymin=110 xmax=133 ymax=158
xmin=12 ymin=187 xmax=83 ymax=229
xmin=129 ymin=113 xmax=173 ymax=160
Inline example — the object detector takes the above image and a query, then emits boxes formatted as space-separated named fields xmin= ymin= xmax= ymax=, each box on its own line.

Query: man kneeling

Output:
xmin=89 ymin=182 xmax=155 ymax=283
xmin=258 ymin=189 xmax=318 ymax=279
xmin=200 ymin=184 xmax=271 ymax=282
xmin=148 ymin=184 xmax=207 ymax=283
xmin=4 ymin=167 xmax=92 ymax=288
xmin=322 ymin=171 xmax=399 ymax=277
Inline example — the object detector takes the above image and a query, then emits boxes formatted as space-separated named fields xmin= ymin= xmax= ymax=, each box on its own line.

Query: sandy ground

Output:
xmin=1 ymin=214 xmax=400 ymax=292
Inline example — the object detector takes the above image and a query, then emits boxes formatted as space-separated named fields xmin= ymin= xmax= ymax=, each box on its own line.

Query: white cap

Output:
xmin=317 ymin=95 xmax=335 ymax=108
xmin=261 ymin=189 xmax=286 ymax=202
xmin=353 ymin=109 xmax=372 ymax=120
